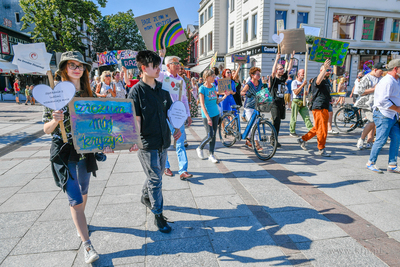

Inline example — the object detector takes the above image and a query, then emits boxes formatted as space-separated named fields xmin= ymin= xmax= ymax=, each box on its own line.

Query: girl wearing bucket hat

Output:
xmin=42 ymin=51 xmax=102 ymax=264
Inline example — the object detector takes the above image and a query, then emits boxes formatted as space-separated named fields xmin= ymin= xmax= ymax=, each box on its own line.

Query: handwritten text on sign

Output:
xmin=121 ymin=58 xmax=137 ymax=69
xmin=217 ymin=78 xmax=232 ymax=94
xmin=69 ymin=98 xmax=142 ymax=153
xmin=309 ymin=37 xmax=349 ymax=66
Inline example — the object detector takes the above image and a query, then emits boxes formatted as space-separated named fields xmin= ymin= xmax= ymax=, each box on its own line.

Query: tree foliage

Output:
xmin=92 ymin=9 xmax=146 ymax=56
xmin=165 ymin=30 xmax=191 ymax=65
xmin=20 ymin=0 xmax=107 ymax=53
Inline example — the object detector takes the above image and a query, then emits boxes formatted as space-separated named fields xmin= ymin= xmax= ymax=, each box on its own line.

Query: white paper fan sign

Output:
xmin=33 ymin=81 xmax=76 ymax=110
xmin=167 ymin=101 xmax=188 ymax=129
xmin=272 ymin=33 xmax=284 ymax=44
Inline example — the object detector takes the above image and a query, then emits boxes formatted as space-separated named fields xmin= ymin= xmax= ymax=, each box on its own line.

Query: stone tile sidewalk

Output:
xmin=0 ymin=101 xmax=400 ymax=266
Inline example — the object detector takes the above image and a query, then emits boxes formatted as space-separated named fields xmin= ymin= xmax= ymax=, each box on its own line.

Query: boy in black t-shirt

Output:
xmin=269 ymin=51 xmax=295 ymax=147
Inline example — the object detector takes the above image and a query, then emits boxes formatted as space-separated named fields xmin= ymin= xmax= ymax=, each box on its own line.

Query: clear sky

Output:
xmin=97 ymin=0 xmax=199 ymax=28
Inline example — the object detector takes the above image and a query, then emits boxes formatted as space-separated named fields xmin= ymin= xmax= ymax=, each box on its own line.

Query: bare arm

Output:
xmin=43 ymin=110 xmax=63 ymax=134
xmin=271 ymin=53 xmax=281 ymax=78
xmin=287 ymin=50 xmax=296 ymax=73
xmin=109 ymin=84 xmax=116 ymax=97
xmin=362 ymin=85 xmax=377 ymax=96
xmin=316 ymin=59 xmax=331 ymax=85
xmin=241 ymin=84 xmax=249 ymax=96
xmin=95 ymin=83 xmax=104 ymax=97
xmin=293 ymin=81 xmax=307 ymax=96
xmin=232 ymin=64 xmax=241 ymax=81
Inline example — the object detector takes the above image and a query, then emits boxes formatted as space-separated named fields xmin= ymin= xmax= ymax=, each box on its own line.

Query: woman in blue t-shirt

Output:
xmin=196 ymin=69 xmax=229 ymax=163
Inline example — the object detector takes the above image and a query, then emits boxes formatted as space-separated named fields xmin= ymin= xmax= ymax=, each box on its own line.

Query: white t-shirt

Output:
xmin=353 ymin=79 xmax=362 ymax=94
xmin=291 ymin=79 xmax=304 ymax=99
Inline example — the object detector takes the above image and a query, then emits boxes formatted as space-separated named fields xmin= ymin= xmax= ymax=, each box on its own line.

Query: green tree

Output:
xmin=20 ymin=0 xmax=106 ymax=53
xmin=92 ymin=10 xmax=146 ymax=55
xmin=165 ymin=30 xmax=191 ymax=65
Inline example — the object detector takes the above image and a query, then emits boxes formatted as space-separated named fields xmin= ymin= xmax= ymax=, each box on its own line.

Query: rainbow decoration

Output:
xmin=153 ymin=19 xmax=185 ymax=51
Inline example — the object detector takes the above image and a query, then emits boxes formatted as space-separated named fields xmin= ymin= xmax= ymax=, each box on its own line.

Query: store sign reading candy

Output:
xmin=69 ymin=98 xmax=142 ymax=153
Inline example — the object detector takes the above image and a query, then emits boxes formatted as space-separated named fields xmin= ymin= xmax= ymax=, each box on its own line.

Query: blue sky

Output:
xmin=98 ymin=0 xmax=199 ymax=28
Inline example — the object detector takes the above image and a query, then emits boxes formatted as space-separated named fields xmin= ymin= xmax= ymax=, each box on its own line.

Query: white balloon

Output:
xmin=32 ymin=81 xmax=76 ymax=110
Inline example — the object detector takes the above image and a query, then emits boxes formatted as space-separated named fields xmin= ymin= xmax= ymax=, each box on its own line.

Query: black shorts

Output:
xmin=352 ymin=94 xmax=359 ymax=103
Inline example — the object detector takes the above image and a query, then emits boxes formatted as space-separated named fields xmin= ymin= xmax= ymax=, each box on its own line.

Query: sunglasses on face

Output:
xmin=170 ymin=62 xmax=180 ymax=65
xmin=277 ymin=68 xmax=284 ymax=71
xmin=105 ymin=75 xmax=111 ymax=77
xmin=67 ymin=63 xmax=85 ymax=71
xmin=326 ymin=69 xmax=332 ymax=72
xmin=226 ymin=71 xmax=231 ymax=74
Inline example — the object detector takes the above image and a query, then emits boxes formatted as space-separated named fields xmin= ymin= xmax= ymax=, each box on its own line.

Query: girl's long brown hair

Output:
xmin=59 ymin=61 xmax=93 ymax=97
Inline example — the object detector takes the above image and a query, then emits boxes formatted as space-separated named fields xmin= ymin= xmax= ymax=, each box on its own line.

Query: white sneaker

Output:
xmin=196 ymin=147 xmax=206 ymax=159
xmin=208 ymin=154 xmax=219 ymax=163
xmin=84 ymin=244 xmax=99 ymax=264
xmin=318 ymin=149 xmax=331 ymax=157
xmin=357 ymin=138 xmax=364 ymax=150
xmin=328 ymin=130 xmax=339 ymax=135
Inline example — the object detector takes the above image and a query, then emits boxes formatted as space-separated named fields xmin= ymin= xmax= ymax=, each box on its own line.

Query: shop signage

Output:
xmin=347 ymin=49 xmax=400 ymax=56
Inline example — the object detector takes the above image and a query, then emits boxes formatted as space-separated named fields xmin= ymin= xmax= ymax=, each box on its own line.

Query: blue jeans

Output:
xmin=165 ymin=123 xmax=188 ymax=175
xmin=138 ymin=148 xmax=167 ymax=215
xmin=66 ymin=159 xmax=91 ymax=206
xmin=368 ymin=110 xmax=400 ymax=165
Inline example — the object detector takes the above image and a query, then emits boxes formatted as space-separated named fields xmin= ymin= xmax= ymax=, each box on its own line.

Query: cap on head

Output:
xmin=373 ymin=62 xmax=387 ymax=71
xmin=165 ymin=56 xmax=181 ymax=65
xmin=387 ymin=59 xmax=400 ymax=70
xmin=58 ymin=51 xmax=91 ymax=72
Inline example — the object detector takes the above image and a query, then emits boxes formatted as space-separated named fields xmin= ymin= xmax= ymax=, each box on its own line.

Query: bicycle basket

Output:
xmin=256 ymin=97 xmax=273 ymax=112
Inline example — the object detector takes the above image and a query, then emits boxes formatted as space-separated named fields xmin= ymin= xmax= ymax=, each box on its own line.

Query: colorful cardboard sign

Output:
xmin=135 ymin=7 xmax=187 ymax=52
xmin=309 ymin=38 xmax=350 ymax=66
xmin=33 ymin=82 xmax=76 ymax=110
xmin=162 ymin=76 xmax=182 ymax=95
xmin=209 ymin=52 xmax=218 ymax=69
xmin=121 ymin=58 xmax=137 ymax=69
xmin=279 ymin=28 xmax=307 ymax=54
xmin=97 ymin=50 xmax=138 ymax=66
xmin=69 ymin=97 xmax=142 ymax=153
xmin=12 ymin=43 xmax=52 ymax=74
xmin=217 ymin=78 xmax=232 ymax=93
xmin=231 ymin=54 xmax=250 ymax=64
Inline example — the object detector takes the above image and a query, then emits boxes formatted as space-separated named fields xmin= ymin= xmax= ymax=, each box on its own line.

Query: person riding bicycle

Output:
xmin=354 ymin=62 xmax=385 ymax=150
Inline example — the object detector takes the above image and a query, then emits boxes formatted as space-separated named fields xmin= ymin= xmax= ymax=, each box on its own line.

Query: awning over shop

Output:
xmin=0 ymin=60 xmax=19 ymax=74
xmin=189 ymin=62 xmax=209 ymax=73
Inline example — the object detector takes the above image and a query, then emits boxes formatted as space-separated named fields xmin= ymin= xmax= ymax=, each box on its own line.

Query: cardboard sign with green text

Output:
xmin=217 ymin=78 xmax=232 ymax=93
xmin=69 ymin=97 xmax=142 ymax=153
xmin=309 ymin=38 xmax=350 ymax=66
xmin=279 ymin=28 xmax=307 ymax=54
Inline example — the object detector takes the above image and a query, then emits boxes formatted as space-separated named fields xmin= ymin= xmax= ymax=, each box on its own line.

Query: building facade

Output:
xmin=197 ymin=0 xmax=400 ymax=86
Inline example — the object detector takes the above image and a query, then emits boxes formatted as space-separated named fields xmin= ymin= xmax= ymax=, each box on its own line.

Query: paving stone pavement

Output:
xmin=1 ymin=101 xmax=400 ymax=266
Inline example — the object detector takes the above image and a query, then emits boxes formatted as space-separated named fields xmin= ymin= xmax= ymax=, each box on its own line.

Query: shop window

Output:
xmin=297 ymin=12 xmax=308 ymax=28
xmin=243 ymin=18 xmax=249 ymax=42
xmin=275 ymin=11 xmax=287 ymax=34
xmin=332 ymin=15 xmax=356 ymax=39
xmin=362 ymin=17 xmax=385 ymax=41
xmin=359 ymin=55 xmax=380 ymax=74
xmin=391 ymin=19 xmax=400 ymax=42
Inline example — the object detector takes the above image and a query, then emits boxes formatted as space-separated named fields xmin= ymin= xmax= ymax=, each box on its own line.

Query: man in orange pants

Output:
xmin=297 ymin=59 xmax=332 ymax=157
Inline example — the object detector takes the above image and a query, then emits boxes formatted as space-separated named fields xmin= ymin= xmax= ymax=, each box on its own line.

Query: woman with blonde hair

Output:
xmin=337 ymin=77 xmax=347 ymax=107
xmin=42 ymin=51 xmax=107 ymax=264
xmin=95 ymin=70 xmax=116 ymax=98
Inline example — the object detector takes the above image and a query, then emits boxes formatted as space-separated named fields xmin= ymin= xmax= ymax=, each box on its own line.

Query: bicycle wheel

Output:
xmin=250 ymin=119 xmax=277 ymax=160
xmin=334 ymin=107 xmax=360 ymax=132
xmin=218 ymin=113 xmax=237 ymax=147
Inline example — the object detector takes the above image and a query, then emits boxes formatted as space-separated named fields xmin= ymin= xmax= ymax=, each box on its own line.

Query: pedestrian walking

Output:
xmin=366 ymin=59 xmax=400 ymax=173
xmin=196 ymin=69 xmax=229 ymax=163
xmin=355 ymin=63 xmax=385 ymax=150
xmin=269 ymin=51 xmax=296 ymax=147
xmin=297 ymin=59 xmax=332 ymax=157
xmin=95 ymin=71 xmax=116 ymax=98
xmin=13 ymin=78 xmax=20 ymax=104
xmin=156 ymin=50 xmax=193 ymax=179
xmin=42 ymin=51 xmax=101 ymax=264
xmin=24 ymin=85 xmax=31 ymax=105
xmin=285 ymin=74 xmax=294 ymax=111
xmin=190 ymin=77 xmax=199 ymax=117
xmin=289 ymin=69 xmax=313 ymax=137
xmin=128 ymin=50 xmax=181 ymax=233
xmin=350 ymin=72 xmax=364 ymax=104
xmin=29 ymin=85 xmax=35 ymax=105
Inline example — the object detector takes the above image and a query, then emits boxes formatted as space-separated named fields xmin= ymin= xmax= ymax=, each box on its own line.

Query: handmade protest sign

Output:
xmin=210 ymin=52 xmax=218 ymax=69
xmin=121 ymin=58 xmax=137 ymax=69
xmin=12 ymin=43 xmax=52 ymax=74
xmin=168 ymin=101 xmax=187 ymax=129
xmin=33 ymin=82 xmax=76 ymax=111
xmin=309 ymin=38 xmax=350 ymax=66
xmin=97 ymin=50 xmax=137 ymax=66
xmin=217 ymin=78 xmax=232 ymax=93
xmin=69 ymin=98 xmax=142 ymax=153
xmin=162 ymin=76 xmax=182 ymax=95
xmin=276 ymin=20 xmax=285 ymax=32
xmin=279 ymin=29 xmax=307 ymax=54
xmin=231 ymin=54 xmax=249 ymax=64
xmin=135 ymin=7 xmax=187 ymax=52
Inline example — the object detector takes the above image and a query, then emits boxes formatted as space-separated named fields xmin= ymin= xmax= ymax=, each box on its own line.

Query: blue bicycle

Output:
xmin=218 ymin=102 xmax=277 ymax=160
